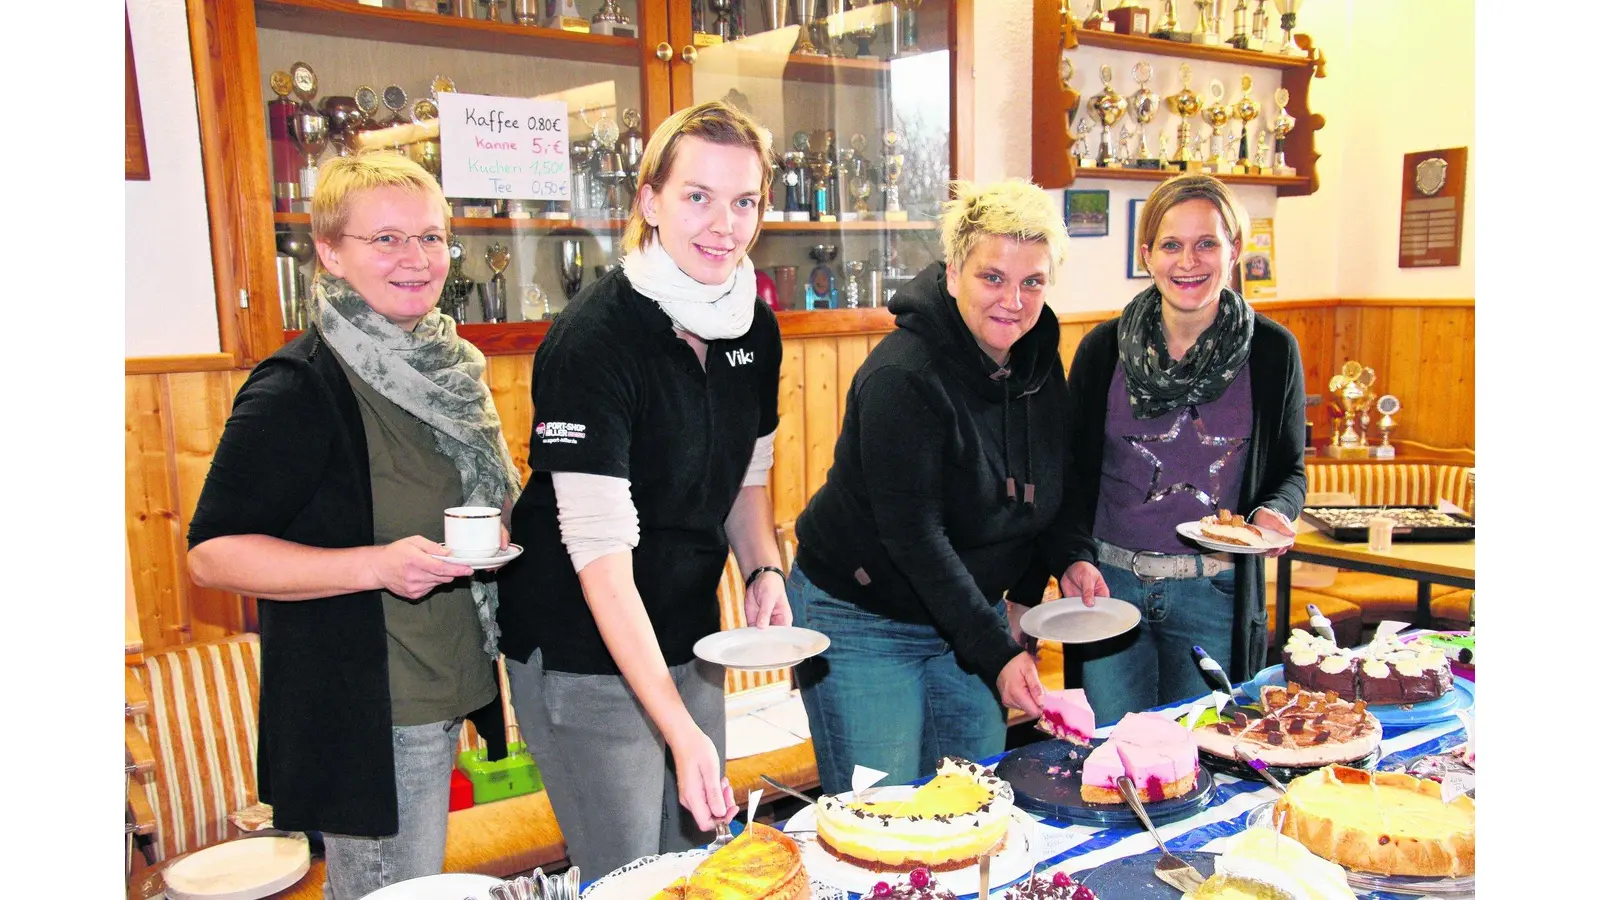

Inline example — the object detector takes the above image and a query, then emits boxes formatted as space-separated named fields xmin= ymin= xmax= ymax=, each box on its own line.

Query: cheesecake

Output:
xmin=1273 ymin=765 xmax=1474 ymax=877
xmin=1193 ymin=683 xmax=1382 ymax=769
xmin=1080 ymin=712 xmax=1199 ymax=804
xmin=815 ymin=757 xmax=1012 ymax=872
xmin=1038 ymin=688 xmax=1096 ymax=745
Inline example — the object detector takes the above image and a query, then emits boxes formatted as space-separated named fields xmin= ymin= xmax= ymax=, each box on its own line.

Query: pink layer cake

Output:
xmin=1037 ymin=688 xmax=1095 ymax=745
xmin=1080 ymin=712 xmax=1199 ymax=805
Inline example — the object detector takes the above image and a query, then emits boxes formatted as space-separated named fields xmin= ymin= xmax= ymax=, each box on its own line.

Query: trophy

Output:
xmin=890 ymin=0 xmax=924 ymax=55
xmin=708 ymin=0 xmax=736 ymax=41
xmin=353 ymin=85 xmax=381 ymax=140
xmin=1270 ymin=87 xmax=1296 ymax=174
xmin=481 ymin=243 xmax=510 ymax=323
xmin=558 ymin=239 xmax=584 ymax=302
xmin=619 ymin=108 xmax=646 ymax=194
xmin=805 ymin=244 xmax=839 ymax=310
xmin=1230 ymin=75 xmax=1259 ymax=174
xmin=1116 ymin=124 xmax=1135 ymax=167
xmin=1088 ymin=65 xmax=1128 ymax=169
xmin=1168 ymin=63 xmax=1203 ymax=171
xmin=268 ymin=71 xmax=301 ymax=212
xmin=1254 ymin=128 xmax=1271 ymax=172
xmin=569 ymin=131 xmax=595 ymax=217
xmin=781 ymin=151 xmax=808 ymax=221
xmin=1151 ymin=1 xmax=1180 ymax=39
xmin=405 ymin=97 xmax=442 ymax=179
xmin=481 ymin=0 xmax=506 ymax=23
xmin=275 ymin=231 xmax=315 ymax=330
xmin=881 ymin=130 xmax=907 ymax=221
xmin=449 ymin=0 xmax=475 ymax=16
xmin=842 ymin=259 xmax=864 ymax=309
xmin=1128 ymin=62 xmax=1161 ymax=169
xmin=1071 ymin=117 xmax=1095 ymax=168
xmin=850 ymin=0 xmax=877 ymax=58
xmin=1374 ymin=395 xmax=1400 ymax=459
xmin=594 ymin=114 xmax=627 ymax=218
xmin=379 ymin=84 xmax=409 ymax=134
xmin=1327 ymin=361 xmax=1376 ymax=458
xmin=439 ymin=238 xmax=476 ymax=324
xmin=319 ymin=96 xmax=364 ymax=158
xmin=810 ymin=140 xmax=837 ymax=222
xmin=1226 ymin=0 xmax=1250 ymax=48
xmin=1273 ymin=0 xmax=1305 ymax=54
xmin=1082 ymin=0 xmax=1115 ymax=32
xmin=761 ymin=0 xmax=792 ymax=32
xmin=793 ymin=1 xmax=822 ymax=55
xmin=289 ymin=107 xmax=329 ymax=213
xmin=590 ymin=0 xmax=635 ymax=36
xmin=1200 ymin=80 xmax=1230 ymax=171
xmin=1252 ymin=0 xmax=1273 ymax=48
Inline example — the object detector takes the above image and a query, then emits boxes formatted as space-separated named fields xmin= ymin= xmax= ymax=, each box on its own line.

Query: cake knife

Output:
xmin=1190 ymin=645 xmax=1251 ymax=718
xmin=1304 ymin=604 xmax=1340 ymax=645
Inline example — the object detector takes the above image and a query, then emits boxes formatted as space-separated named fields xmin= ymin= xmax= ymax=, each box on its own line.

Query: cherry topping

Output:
xmin=1072 ymin=885 xmax=1097 ymax=900
xmin=909 ymin=867 xmax=931 ymax=889
xmin=1053 ymin=870 xmax=1074 ymax=887
xmin=873 ymin=881 xmax=892 ymax=897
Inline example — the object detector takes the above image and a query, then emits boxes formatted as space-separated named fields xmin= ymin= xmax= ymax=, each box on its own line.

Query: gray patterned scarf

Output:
xmin=313 ymin=273 xmax=521 ymax=658
xmin=1116 ymin=284 xmax=1255 ymax=420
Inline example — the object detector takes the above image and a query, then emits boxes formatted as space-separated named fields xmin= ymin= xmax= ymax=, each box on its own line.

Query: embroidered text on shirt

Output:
xmin=536 ymin=421 xmax=587 ymax=445
xmin=725 ymin=348 xmax=755 ymax=367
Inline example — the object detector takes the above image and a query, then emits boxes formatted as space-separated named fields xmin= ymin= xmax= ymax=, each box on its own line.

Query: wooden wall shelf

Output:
xmin=254 ymin=0 xmax=638 ymax=65
xmin=1072 ymin=167 xmax=1312 ymax=188
xmin=780 ymin=53 xmax=890 ymax=86
xmin=1073 ymin=28 xmax=1317 ymax=71
xmin=274 ymin=212 xmax=935 ymax=235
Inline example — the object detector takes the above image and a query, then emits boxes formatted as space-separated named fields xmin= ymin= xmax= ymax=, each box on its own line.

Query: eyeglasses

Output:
xmin=340 ymin=230 xmax=451 ymax=255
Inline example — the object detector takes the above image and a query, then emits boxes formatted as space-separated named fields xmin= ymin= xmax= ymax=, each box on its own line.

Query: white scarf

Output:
xmin=621 ymin=238 xmax=756 ymax=341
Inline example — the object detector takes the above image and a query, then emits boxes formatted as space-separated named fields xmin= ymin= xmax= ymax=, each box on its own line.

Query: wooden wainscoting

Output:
xmin=124 ymin=299 xmax=1472 ymax=652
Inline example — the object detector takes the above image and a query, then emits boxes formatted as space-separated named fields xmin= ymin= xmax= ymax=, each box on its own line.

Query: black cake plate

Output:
xmin=1077 ymin=851 xmax=1218 ymax=899
xmin=993 ymin=739 xmax=1215 ymax=827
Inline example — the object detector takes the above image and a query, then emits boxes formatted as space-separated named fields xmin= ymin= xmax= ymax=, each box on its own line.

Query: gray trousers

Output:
xmin=506 ymin=649 xmax=727 ymax=878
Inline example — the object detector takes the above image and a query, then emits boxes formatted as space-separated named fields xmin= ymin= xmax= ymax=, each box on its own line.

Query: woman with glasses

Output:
xmin=496 ymin=101 xmax=784 ymax=876
xmin=187 ymin=151 xmax=522 ymax=899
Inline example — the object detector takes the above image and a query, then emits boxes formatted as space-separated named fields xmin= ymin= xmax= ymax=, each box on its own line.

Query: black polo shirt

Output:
xmin=498 ymin=269 xmax=781 ymax=674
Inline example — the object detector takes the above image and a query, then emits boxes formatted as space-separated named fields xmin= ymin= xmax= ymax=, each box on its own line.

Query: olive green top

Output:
xmin=334 ymin=350 xmax=496 ymax=726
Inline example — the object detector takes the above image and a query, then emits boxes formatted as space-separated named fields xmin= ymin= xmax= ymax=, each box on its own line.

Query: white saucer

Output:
xmin=162 ymin=834 xmax=311 ymax=900
xmin=429 ymin=543 xmax=524 ymax=569
xmin=1020 ymin=596 xmax=1142 ymax=644
xmin=782 ymin=786 xmax=1037 ymax=895
xmin=1176 ymin=521 xmax=1295 ymax=555
xmin=693 ymin=626 xmax=830 ymax=671
xmin=362 ymin=873 xmax=503 ymax=900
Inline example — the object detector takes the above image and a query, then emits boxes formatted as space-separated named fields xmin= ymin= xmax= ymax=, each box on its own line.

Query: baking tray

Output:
xmin=1300 ymin=505 xmax=1475 ymax=543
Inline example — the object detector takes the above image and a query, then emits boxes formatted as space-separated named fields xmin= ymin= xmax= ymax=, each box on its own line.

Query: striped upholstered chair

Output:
xmin=1294 ymin=462 xmax=1475 ymax=627
xmin=127 ymin=634 xmax=566 ymax=899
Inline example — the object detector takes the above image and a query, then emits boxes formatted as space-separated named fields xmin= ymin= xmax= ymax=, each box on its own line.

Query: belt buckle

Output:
xmin=1130 ymin=550 xmax=1169 ymax=582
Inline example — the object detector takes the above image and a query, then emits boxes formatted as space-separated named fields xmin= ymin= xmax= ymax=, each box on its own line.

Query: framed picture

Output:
xmin=1240 ymin=216 xmax=1277 ymax=299
xmin=1064 ymin=189 xmax=1110 ymax=237
xmin=1127 ymin=198 xmax=1149 ymax=278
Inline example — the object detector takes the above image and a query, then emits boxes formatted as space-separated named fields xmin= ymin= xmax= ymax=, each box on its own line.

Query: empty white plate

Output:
xmin=162 ymin=834 xmax=311 ymax=900
xmin=1020 ymin=596 xmax=1142 ymax=644
xmin=428 ymin=543 xmax=524 ymax=569
xmin=693 ymin=626 xmax=830 ymax=671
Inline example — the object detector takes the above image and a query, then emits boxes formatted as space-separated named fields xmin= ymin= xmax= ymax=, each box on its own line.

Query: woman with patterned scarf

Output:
xmin=187 ymin=152 xmax=522 ymax=899
xmin=1051 ymin=174 xmax=1307 ymax=725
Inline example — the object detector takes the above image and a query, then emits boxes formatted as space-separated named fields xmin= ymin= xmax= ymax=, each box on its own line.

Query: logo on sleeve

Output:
xmin=535 ymin=421 xmax=587 ymax=445
xmin=725 ymin=348 xmax=755 ymax=367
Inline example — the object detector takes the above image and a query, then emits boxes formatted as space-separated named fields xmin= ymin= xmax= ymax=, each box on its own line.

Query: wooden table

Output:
xmin=1273 ymin=530 xmax=1475 ymax=646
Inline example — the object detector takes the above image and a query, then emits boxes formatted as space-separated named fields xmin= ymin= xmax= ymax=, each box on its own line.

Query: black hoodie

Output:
xmin=794 ymin=261 xmax=1082 ymax=685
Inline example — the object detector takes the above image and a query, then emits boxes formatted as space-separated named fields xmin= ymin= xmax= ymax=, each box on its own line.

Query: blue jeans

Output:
xmin=787 ymin=563 xmax=1008 ymax=795
xmin=1079 ymin=563 xmax=1236 ymax=727
xmin=322 ymin=719 xmax=462 ymax=900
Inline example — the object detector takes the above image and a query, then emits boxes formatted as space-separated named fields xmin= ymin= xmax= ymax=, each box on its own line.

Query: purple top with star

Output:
xmin=1093 ymin=362 xmax=1252 ymax=554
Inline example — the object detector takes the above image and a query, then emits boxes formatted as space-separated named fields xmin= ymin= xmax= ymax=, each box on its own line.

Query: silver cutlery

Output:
xmin=1234 ymin=747 xmax=1290 ymax=793
xmin=711 ymin=821 xmax=736 ymax=851
xmin=977 ymin=852 xmax=992 ymax=899
xmin=1115 ymin=775 xmax=1207 ymax=894
xmin=759 ymin=774 xmax=817 ymax=806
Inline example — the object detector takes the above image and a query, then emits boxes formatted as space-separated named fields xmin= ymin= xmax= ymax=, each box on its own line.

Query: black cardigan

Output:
xmin=187 ymin=329 xmax=503 ymax=837
xmin=1059 ymin=315 xmax=1307 ymax=682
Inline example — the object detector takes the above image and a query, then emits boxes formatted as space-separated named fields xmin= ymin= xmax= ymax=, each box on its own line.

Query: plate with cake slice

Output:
xmin=1176 ymin=511 xmax=1295 ymax=554
xmin=783 ymin=757 xmax=1037 ymax=896
xmin=1243 ymin=665 xmax=1475 ymax=727
xmin=580 ymin=823 xmax=846 ymax=900
xmin=996 ymin=709 xmax=1215 ymax=827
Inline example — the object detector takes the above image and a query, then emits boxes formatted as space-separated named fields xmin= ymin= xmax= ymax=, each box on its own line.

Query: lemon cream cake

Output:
xmin=1080 ymin=712 xmax=1199 ymax=804
xmin=815 ymin=757 xmax=1013 ymax=872
xmin=1274 ymin=765 xmax=1475 ymax=877
xmin=649 ymin=822 xmax=808 ymax=900
xmin=1181 ymin=826 xmax=1357 ymax=900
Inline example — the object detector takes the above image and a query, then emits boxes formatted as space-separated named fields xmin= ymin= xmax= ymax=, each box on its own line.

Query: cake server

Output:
xmin=1234 ymin=747 xmax=1290 ymax=794
xmin=1304 ymin=603 xmax=1339 ymax=644
xmin=977 ymin=852 xmax=992 ymax=898
xmin=1116 ymin=775 xmax=1207 ymax=894
xmin=1190 ymin=645 xmax=1251 ymax=717
xmin=759 ymin=774 xmax=817 ymax=806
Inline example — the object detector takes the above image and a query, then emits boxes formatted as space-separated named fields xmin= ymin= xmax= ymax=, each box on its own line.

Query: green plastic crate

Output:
xmin=456 ymin=740 xmax=542 ymax=804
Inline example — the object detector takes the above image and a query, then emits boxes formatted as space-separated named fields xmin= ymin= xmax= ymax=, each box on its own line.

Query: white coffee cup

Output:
xmin=444 ymin=506 xmax=501 ymax=558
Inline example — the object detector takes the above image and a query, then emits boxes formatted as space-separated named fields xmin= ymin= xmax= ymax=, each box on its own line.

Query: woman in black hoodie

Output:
xmin=788 ymin=180 xmax=1094 ymax=792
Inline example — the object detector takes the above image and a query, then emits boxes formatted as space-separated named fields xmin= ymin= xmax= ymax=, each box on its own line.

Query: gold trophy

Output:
xmin=1189 ymin=0 xmax=1221 ymax=45
xmin=1226 ymin=0 xmax=1250 ymax=48
xmin=1273 ymin=0 xmax=1306 ymax=55
xmin=1201 ymin=79 xmax=1231 ymax=172
xmin=1247 ymin=0 xmax=1270 ymax=49
xmin=1374 ymin=395 xmax=1400 ymax=459
xmin=882 ymin=130 xmax=907 ymax=221
xmin=1151 ymin=0 xmax=1180 ymax=39
xmin=1270 ymin=86 xmax=1296 ymax=175
xmin=1168 ymin=63 xmax=1203 ymax=172
xmin=1128 ymin=62 xmax=1161 ymax=169
xmin=1230 ymin=75 xmax=1259 ymax=174
xmin=1072 ymin=117 xmax=1095 ymax=169
xmin=1083 ymin=0 xmax=1116 ymax=32
xmin=1088 ymin=64 xmax=1128 ymax=169
xmin=1328 ymin=361 xmax=1377 ymax=459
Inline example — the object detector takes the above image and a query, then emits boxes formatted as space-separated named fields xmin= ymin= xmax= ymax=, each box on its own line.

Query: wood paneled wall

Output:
xmin=125 ymin=300 xmax=1473 ymax=652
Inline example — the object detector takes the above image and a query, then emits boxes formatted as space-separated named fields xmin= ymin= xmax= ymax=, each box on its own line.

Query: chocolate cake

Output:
xmin=1281 ymin=630 xmax=1451 ymax=705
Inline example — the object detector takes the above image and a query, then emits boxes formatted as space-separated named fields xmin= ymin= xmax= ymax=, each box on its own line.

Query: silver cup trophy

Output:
xmin=558 ymin=240 xmax=585 ymax=302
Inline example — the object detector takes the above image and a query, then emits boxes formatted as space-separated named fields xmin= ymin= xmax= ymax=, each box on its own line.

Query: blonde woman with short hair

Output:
xmin=187 ymin=151 xmax=521 ymax=899
xmin=495 ymin=101 xmax=787 ymax=875
xmin=787 ymin=179 xmax=1082 ymax=792
xmin=1052 ymin=173 xmax=1306 ymax=725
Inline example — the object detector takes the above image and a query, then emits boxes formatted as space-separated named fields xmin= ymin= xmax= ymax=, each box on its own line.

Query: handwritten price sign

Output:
xmin=439 ymin=92 xmax=572 ymax=201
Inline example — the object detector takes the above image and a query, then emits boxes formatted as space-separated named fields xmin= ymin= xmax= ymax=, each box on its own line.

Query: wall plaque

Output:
xmin=1397 ymin=147 xmax=1467 ymax=268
